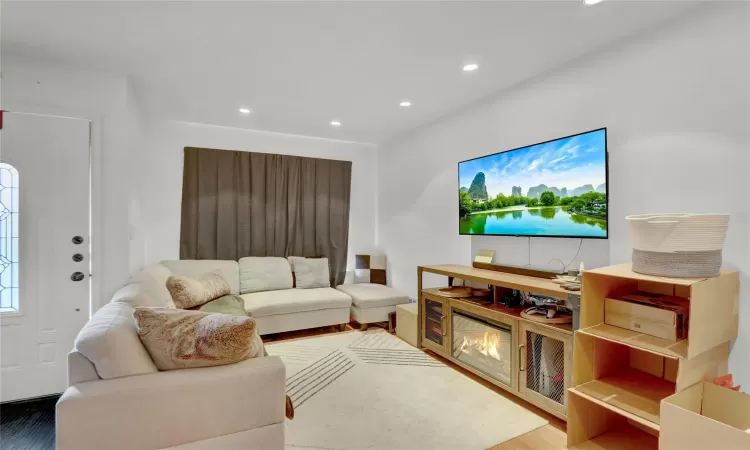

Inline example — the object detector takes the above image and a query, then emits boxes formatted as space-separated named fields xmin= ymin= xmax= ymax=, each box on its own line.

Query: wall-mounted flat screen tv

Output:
xmin=459 ymin=128 xmax=608 ymax=238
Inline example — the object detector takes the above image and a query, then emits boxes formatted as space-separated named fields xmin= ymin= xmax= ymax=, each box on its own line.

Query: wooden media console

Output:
xmin=417 ymin=264 xmax=575 ymax=420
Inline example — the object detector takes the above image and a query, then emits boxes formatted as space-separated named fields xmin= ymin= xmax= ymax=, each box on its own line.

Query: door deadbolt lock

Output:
xmin=72 ymin=253 xmax=84 ymax=262
xmin=71 ymin=272 xmax=85 ymax=282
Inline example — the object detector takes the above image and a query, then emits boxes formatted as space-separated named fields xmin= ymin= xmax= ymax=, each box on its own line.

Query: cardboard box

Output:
xmin=605 ymin=292 xmax=689 ymax=342
xmin=661 ymin=381 xmax=750 ymax=450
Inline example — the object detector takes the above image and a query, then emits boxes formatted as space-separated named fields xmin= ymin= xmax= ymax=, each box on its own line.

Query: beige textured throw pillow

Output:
xmin=133 ymin=307 xmax=263 ymax=371
xmin=293 ymin=257 xmax=331 ymax=289
xmin=166 ymin=272 xmax=230 ymax=309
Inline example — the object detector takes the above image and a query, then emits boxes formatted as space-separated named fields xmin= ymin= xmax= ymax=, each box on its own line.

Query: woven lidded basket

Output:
xmin=626 ymin=213 xmax=729 ymax=278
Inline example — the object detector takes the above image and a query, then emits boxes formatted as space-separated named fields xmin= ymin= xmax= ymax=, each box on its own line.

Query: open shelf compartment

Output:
xmin=580 ymin=263 xmax=739 ymax=360
xmin=567 ymin=388 xmax=658 ymax=450
xmin=573 ymin=330 xmax=728 ymax=427
xmin=573 ymin=331 xmax=677 ymax=426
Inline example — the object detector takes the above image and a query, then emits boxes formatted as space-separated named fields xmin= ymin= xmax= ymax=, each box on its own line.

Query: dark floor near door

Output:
xmin=0 ymin=395 xmax=59 ymax=450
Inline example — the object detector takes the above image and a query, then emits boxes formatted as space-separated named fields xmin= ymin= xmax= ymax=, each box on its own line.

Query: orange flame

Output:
xmin=458 ymin=331 xmax=503 ymax=360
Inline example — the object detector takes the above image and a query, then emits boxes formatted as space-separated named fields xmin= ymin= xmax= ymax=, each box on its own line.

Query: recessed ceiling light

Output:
xmin=330 ymin=121 xmax=341 ymax=127
xmin=463 ymin=63 xmax=479 ymax=72
xmin=583 ymin=0 xmax=605 ymax=5
xmin=400 ymin=101 xmax=412 ymax=107
xmin=238 ymin=108 xmax=251 ymax=115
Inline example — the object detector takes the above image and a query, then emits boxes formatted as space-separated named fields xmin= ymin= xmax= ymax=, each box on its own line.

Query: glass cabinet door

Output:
xmin=518 ymin=322 xmax=572 ymax=416
xmin=421 ymin=296 xmax=448 ymax=355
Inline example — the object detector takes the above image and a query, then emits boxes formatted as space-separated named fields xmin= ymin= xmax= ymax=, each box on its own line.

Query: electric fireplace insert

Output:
xmin=451 ymin=310 xmax=513 ymax=387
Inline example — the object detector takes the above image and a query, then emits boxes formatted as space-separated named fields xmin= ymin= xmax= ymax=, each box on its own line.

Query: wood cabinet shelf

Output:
xmin=422 ymin=288 xmax=572 ymax=335
xmin=578 ymin=323 xmax=688 ymax=359
xmin=568 ymin=388 xmax=659 ymax=450
xmin=420 ymin=264 xmax=570 ymax=299
xmin=568 ymin=387 xmax=661 ymax=433
xmin=573 ymin=368 xmax=674 ymax=427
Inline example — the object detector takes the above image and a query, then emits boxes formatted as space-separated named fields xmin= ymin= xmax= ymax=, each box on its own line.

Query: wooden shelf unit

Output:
xmin=418 ymin=265 xmax=574 ymax=421
xmin=567 ymin=263 xmax=739 ymax=449
xmin=580 ymin=263 xmax=739 ymax=359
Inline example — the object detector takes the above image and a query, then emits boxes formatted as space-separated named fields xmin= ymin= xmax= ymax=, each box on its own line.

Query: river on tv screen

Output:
xmin=458 ymin=129 xmax=607 ymax=238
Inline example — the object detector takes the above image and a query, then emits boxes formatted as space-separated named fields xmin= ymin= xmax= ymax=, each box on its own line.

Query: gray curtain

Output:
xmin=180 ymin=147 xmax=352 ymax=286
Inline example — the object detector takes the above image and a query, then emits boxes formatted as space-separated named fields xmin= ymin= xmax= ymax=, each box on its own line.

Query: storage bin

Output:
xmin=627 ymin=213 xmax=729 ymax=277
xmin=661 ymin=381 xmax=750 ymax=450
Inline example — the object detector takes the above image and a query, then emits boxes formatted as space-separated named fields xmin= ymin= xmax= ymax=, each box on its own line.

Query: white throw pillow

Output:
xmin=293 ymin=257 xmax=331 ymax=289
xmin=74 ymin=302 xmax=158 ymax=379
xmin=287 ymin=256 xmax=306 ymax=272
xmin=238 ymin=257 xmax=294 ymax=293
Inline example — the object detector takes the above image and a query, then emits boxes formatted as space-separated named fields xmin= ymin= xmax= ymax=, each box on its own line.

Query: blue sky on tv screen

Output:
xmin=459 ymin=129 xmax=606 ymax=198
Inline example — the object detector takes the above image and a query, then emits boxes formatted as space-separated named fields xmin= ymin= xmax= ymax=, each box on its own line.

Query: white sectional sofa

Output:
xmin=58 ymin=257 xmax=409 ymax=449
xmin=59 ymin=259 xmax=288 ymax=450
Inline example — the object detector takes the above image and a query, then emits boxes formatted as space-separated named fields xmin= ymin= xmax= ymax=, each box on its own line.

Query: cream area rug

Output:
xmin=265 ymin=329 xmax=547 ymax=450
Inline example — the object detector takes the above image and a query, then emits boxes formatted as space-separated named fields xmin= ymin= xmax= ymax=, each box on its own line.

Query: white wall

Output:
xmin=1 ymin=49 xmax=378 ymax=306
xmin=133 ymin=120 xmax=378 ymax=274
xmin=1 ymin=50 xmax=136 ymax=310
xmin=378 ymin=3 xmax=750 ymax=383
xmin=1 ymin=50 xmax=378 ymax=305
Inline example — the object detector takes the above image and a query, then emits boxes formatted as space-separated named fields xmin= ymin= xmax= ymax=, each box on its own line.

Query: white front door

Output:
xmin=0 ymin=112 xmax=91 ymax=402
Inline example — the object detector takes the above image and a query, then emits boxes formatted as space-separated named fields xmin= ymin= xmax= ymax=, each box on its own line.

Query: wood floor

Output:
xmin=0 ymin=322 xmax=568 ymax=450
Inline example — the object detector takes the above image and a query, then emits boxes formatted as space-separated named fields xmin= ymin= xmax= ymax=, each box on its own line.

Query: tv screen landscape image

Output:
xmin=459 ymin=128 xmax=608 ymax=238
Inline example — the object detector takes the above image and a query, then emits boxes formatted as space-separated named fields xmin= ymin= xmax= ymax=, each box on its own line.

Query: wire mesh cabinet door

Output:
xmin=518 ymin=322 xmax=573 ymax=417
xmin=420 ymin=294 xmax=450 ymax=356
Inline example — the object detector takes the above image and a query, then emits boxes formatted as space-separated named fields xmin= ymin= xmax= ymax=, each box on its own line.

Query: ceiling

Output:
xmin=2 ymin=1 xmax=700 ymax=144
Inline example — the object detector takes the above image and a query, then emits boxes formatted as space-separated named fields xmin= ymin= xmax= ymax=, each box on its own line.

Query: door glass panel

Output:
xmin=0 ymin=163 xmax=19 ymax=313
xmin=424 ymin=299 xmax=444 ymax=345
xmin=524 ymin=329 xmax=565 ymax=405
